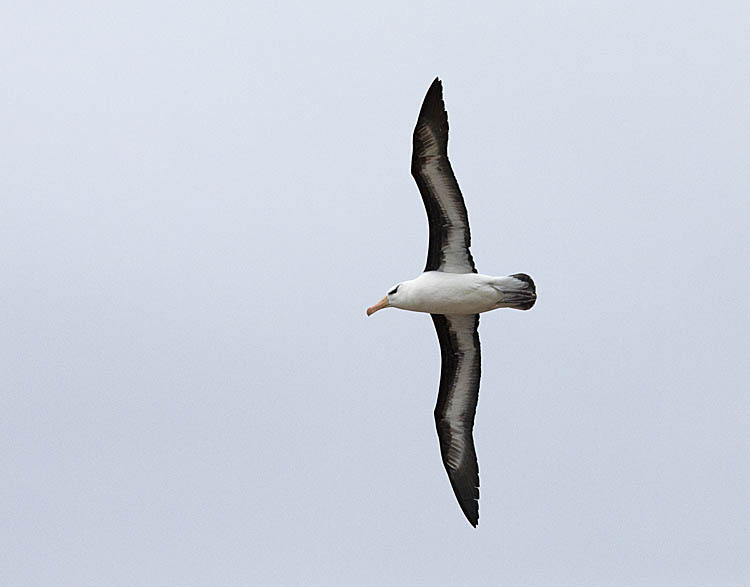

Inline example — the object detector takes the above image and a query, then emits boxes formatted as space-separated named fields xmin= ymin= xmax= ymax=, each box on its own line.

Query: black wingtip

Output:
xmin=423 ymin=77 xmax=444 ymax=105
xmin=448 ymin=469 xmax=480 ymax=528
xmin=415 ymin=77 xmax=449 ymax=147
xmin=465 ymin=507 xmax=479 ymax=528
xmin=458 ymin=496 xmax=479 ymax=528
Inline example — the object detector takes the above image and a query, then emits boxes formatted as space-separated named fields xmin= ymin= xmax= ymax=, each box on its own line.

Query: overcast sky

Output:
xmin=3 ymin=2 xmax=750 ymax=585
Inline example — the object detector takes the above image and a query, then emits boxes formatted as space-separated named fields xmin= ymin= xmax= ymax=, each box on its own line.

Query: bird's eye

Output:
xmin=388 ymin=285 xmax=400 ymax=296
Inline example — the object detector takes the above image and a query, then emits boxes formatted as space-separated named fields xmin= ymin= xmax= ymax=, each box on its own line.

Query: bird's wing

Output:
xmin=412 ymin=78 xmax=477 ymax=274
xmin=431 ymin=313 xmax=481 ymax=526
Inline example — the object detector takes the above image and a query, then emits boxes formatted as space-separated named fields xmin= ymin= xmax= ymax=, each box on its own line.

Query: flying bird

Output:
xmin=367 ymin=78 xmax=536 ymax=527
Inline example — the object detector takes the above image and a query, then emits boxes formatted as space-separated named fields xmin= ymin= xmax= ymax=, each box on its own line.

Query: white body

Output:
xmin=388 ymin=271 xmax=532 ymax=315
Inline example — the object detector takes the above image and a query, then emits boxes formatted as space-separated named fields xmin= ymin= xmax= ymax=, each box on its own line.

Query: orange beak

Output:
xmin=366 ymin=296 xmax=389 ymax=316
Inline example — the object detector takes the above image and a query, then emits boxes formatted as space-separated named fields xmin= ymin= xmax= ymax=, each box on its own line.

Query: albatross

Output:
xmin=366 ymin=78 xmax=536 ymax=527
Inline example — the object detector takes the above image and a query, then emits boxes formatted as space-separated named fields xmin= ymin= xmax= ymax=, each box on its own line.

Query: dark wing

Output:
xmin=431 ymin=313 xmax=481 ymax=527
xmin=412 ymin=78 xmax=477 ymax=274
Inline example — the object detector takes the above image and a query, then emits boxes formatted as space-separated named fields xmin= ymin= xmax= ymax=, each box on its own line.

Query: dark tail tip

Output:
xmin=509 ymin=273 xmax=537 ymax=310
xmin=510 ymin=273 xmax=535 ymax=289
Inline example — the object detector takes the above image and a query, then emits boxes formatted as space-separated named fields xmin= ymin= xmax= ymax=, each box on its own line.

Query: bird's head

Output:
xmin=366 ymin=283 xmax=404 ymax=316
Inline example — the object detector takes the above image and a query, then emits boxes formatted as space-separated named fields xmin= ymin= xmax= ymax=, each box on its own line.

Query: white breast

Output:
xmin=396 ymin=272 xmax=500 ymax=315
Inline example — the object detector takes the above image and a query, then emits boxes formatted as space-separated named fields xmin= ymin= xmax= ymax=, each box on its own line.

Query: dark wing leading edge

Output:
xmin=431 ymin=313 xmax=481 ymax=527
xmin=412 ymin=78 xmax=477 ymax=274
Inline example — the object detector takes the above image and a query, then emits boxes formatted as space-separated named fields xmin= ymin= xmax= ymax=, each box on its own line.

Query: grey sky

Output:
xmin=3 ymin=1 xmax=750 ymax=585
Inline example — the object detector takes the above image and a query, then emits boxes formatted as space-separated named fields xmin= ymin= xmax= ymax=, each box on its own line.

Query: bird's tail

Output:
xmin=491 ymin=273 xmax=536 ymax=310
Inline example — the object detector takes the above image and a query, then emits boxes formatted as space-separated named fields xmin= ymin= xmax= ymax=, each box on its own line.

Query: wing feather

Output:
xmin=431 ymin=313 xmax=481 ymax=526
xmin=412 ymin=78 xmax=477 ymax=274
